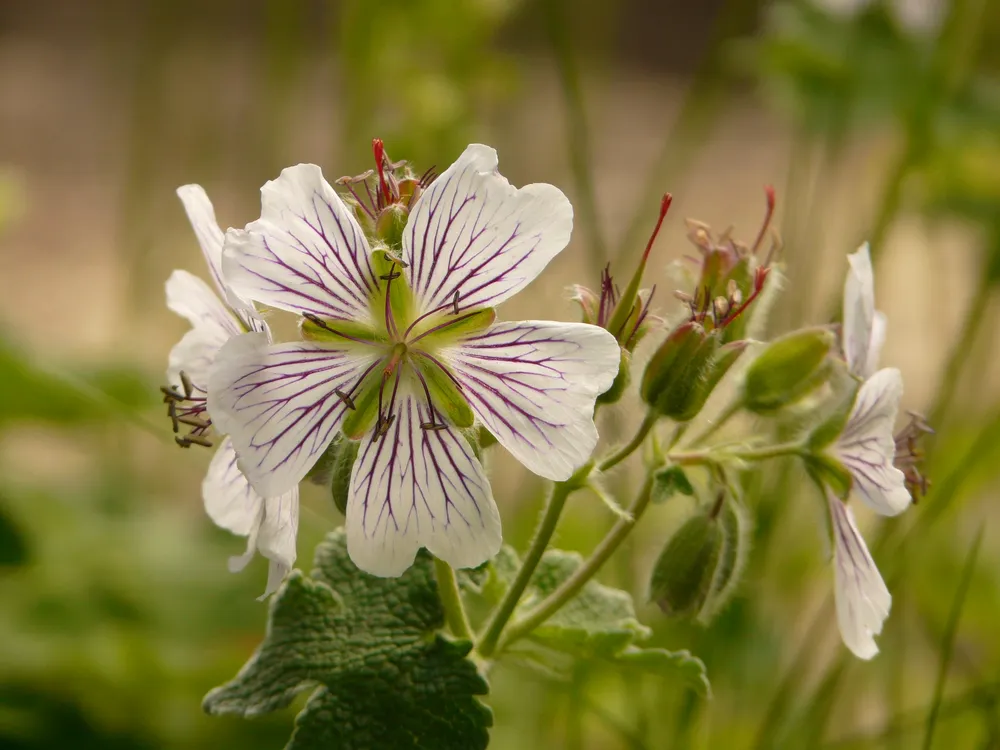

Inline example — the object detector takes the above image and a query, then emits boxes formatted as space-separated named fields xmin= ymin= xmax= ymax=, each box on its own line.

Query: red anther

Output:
xmin=372 ymin=138 xmax=391 ymax=206
xmin=751 ymin=186 xmax=776 ymax=257
xmin=642 ymin=193 xmax=673 ymax=264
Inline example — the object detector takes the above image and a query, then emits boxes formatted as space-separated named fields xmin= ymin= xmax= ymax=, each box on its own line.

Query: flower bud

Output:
xmin=649 ymin=495 xmax=750 ymax=622
xmin=672 ymin=339 xmax=748 ymax=422
xmin=317 ymin=434 xmax=360 ymax=515
xmin=649 ymin=500 xmax=724 ymax=617
xmin=641 ymin=323 xmax=721 ymax=421
xmin=742 ymin=328 xmax=835 ymax=413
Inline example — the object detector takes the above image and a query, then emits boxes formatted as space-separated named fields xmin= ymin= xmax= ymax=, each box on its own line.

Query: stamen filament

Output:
xmin=407 ymin=310 xmax=486 ymax=346
xmin=301 ymin=312 xmax=379 ymax=347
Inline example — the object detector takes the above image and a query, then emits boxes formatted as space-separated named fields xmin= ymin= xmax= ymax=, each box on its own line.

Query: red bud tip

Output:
xmin=642 ymin=193 xmax=673 ymax=263
xmin=372 ymin=138 xmax=391 ymax=205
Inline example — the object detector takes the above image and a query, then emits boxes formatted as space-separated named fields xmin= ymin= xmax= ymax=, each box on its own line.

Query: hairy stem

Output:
xmin=599 ymin=410 xmax=659 ymax=472
xmin=434 ymin=556 xmax=473 ymax=641
xmin=495 ymin=474 xmax=656 ymax=654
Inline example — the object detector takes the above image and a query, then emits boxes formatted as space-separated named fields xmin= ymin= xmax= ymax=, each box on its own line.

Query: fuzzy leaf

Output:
xmin=481 ymin=547 xmax=710 ymax=696
xmin=204 ymin=530 xmax=492 ymax=750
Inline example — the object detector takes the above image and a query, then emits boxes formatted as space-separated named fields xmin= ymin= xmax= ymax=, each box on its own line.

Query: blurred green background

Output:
xmin=2 ymin=0 xmax=1000 ymax=747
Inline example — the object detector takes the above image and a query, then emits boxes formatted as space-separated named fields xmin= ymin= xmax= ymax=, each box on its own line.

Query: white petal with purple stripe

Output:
xmin=442 ymin=320 xmax=620 ymax=481
xmin=221 ymin=164 xmax=379 ymax=325
xmin=829 ymin=494 xmax=891 ymax=660
xmin=208 ymin=332 xmax=381 ymax=498
xmin=843 ymin=243 xmax=883 ymax=380
xmin=176 ymin=184 xmax=228 ymax=298
xmin=834 ymin=367 xmax=911 ymax=516
xmin=402 ymin=144 xmax=573 ymax=316
xmin=346 ymin=382 xmax=501 ymax=577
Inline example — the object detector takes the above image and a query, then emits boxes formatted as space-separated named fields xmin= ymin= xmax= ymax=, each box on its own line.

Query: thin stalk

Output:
xmin=476 ymin=478 xmax=577 ymax=657
xmin=686 ymin=399 xmax=741 ymax=448
xmin=496 ymin=474 xmax=656 ymax=653
xmin=434 ymin=557 xmax=473 ymax=641
xmin=669 ymin=441 xmax=805 ymax=466
xmin=923 ymin=527 xmax=984 ymax=750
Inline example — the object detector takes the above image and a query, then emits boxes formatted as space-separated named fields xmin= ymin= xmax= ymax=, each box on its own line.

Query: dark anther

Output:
xmin=382 ymin=251 xmax=408 ymax=268
xmin=176 ymin=434 xmax=212 ymax=449
xmin=420 ymin=420 xmax=447 ymax=431
xmin=303 ymin=311 xmax=339 ymax=336
xmin=418 ymin=165 xmax=437 ymax=188
xmin=177 ymin=415 xmax=211 ymax=429
xmin=380 ymin=269 xmax=402 ymax=281
xmin=160 ymin=385 xmax=182 ymax=401
xmin=452 ymin=290 xmax=461 ymax=315
xmin=375 ymin=413 xmax=396 ymax=439
xmin=335 ymin=388 xmax=356 ymax=410
xmin=168 ymin=400 xmax=179 ymax=432
xmin=180 ymin=371 xmax=194 ymax=399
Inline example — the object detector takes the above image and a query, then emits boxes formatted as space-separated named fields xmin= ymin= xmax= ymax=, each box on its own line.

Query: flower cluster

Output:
xmin=165 ymin=141 xmax=620 ymax=589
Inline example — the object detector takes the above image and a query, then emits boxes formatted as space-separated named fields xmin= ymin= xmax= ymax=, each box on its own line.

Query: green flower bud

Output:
xmin=672 ymin=339 xmax=748 ymax=422
xmin=742 ymin=328 xmax=835 ymax=413
xmin=649 ymin=500 xmax=724 ymax=617
xmin=641 ymin=323 xmax=721 ymax=421
xmin=597 ymin=349 xmax=631 ymax=406
xmin=696 ymin=498 xmax=751 ymax=625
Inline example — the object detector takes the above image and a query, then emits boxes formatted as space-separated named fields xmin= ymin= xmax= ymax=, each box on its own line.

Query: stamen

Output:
xmin=718 ymin=266 xmax=770 ymax=328
xmin=162 ymin=370 xmax=213 ymax=449
xmin=453 ymin=290 xmax=461 ymax=316
xmin=301 ymin=312 xmax=377 ymax=347
xmin=625 ymin=285 xmax=657 ymax=350
xmin=372 ymin=138 xmax=392 ymax=207
xmin=383 ymin=262 xmax=400 ymax=339
xmin=418 ymin=166 xmax=437 ymax=188
xmin=413 ymin=365 xmax=445 ymax=431
xmin=180 ymin=371 xmax=194 ymax=399
xmin=750 ymin=185 xmax=776 ymax=257
xmin=380 ymin=269 xmax=402 ymax=281
xmin=335 ymin=388 xmax=356 ymax=410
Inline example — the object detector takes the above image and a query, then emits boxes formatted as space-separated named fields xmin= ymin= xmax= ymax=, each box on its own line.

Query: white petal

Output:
xmin=176 ymin=184 xmax=227 ymax=298
xmin=207 ymin=332 xmax=381 ymax=497
xmin=835 ymin=368 xmax=912 ymax=516
xmin=166 ymin=269 xmax=242 ymax=341
xmin=829 ymin=495 xmax=891 ymax=660
xmin=167 ymin=326 xmax=222 ymax=390
xmin=221 ymin=164 xmax=377 ymax=324
xmin=256 ymin=490 xmax=300 ymax=598
xmin=441 ymin=321 xmax=620 ymax=481
xmin=402 ymin=144 xmax=573 ymax=316
xmin=202 ymin=436 xmax=263 ymax=536
xmin=346 ymin=387 xmax=501 ymax=577
xmin=867 ymin=310 xmax=887 ymax=375
xmin=843 ymin=243 xmax=877 ymax=379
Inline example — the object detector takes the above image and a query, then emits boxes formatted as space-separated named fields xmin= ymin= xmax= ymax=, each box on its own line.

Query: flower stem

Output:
xmin=495 ymin=474 xmax=657 ymax=654
xmin=669 ymin=441 xmax=805 ymax=466
xmin=434 ymin=556 xmax=473 ymax=641
xmin=476 ymin=475 xmax=580 ymax=657
xmin=599 ymin=410 xmax=659 ymax=472
xmin=686 ymin=398 xmax=741 ymax=448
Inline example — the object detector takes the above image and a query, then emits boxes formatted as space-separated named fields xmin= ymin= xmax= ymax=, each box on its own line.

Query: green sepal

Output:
xmin=300 ymin=316 xmax=382 ymax=345
xmin=651 ymin=465 xmax=696 ymax=504
xmin=370 ymin=246 xmax=413 ymax=333
xmin=640 ymin=321 xmax=706 ymax=407
xmin=696 ymin=498 xmax=751 ymax=625
xmin=341 ymin=367 xmax=385 ymax=440
xmin=412 ymin=356 xmax=474 ymax=429
xmin=596 ymin=348 xmax=630 ymax=405
xmin=804 ymin=453 xmax=853 ymax=499
xmin=203 ymin=530 xmax=492 ymax=750
xmin=808 ymin=377 xmax=861 ymax=451
xmin=642 ymin=323 xmax=723 ymax=421
xmin=742 ymin=328 xmax=835 ymax=413
xmin=329 ymin=436 xmax=361 ymax=515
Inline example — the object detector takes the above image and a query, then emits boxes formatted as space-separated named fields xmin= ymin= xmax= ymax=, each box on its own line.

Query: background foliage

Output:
xmin=1 ymin=0 xmax=1000 ymax=747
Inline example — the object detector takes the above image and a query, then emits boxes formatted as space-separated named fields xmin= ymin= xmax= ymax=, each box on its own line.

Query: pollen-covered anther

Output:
xmin=894 ymin=411 xmax=933 ymax=500
xmin=161 ymin=371 xmax=212 ymax=449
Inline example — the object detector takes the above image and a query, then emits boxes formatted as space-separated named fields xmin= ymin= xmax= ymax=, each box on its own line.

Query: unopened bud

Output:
xmin=641 ymin=323 xmax=722 ymax=420
xmin=326 ymin=435 xmax=360 ymax=515
xmin=673 ymin=339 xmax=748 ymax=422
xmin=742 ymin=328 xmax=835 ymax=413
xmin=696 ymin=498 xmax=751 ymax=624
xmin=649 ymin=498 xmax=723 ymax=617
xmin=568 ymin=284 xmax=599 ymax=325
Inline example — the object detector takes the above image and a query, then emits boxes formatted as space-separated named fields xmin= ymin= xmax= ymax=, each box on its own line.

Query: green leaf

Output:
xmin=204 ymin=530 xmax=492 ymax=750
xmin=478 ymin=547 xmax=710 ymax=697
xmin=652 ymin=465 xmax=696 ymax=504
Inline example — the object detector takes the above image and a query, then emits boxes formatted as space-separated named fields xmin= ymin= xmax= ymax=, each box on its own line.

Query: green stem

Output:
xmin=686 ymin=399 xmax=741 ymax=448
xmin=599 ymin=411 xmax=659 ymax=472
xmin=495 ymin=474 xmax=656 ymax=654
xmin=669 ymin=441 xmax=805 ymax=467
xmin=434 ymin=557 xmax=473 ymax=641
xmin=476 ymin=476 xmax=578 ymax=657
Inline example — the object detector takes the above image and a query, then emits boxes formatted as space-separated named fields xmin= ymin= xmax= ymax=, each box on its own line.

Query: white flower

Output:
xmin=828 ymin=491 xmax=891 ymax=659
xmin=209 ymin=144 xmax=621 ymax=577
xmin=842 ymin=243 xmax=886 ymax=381
xmin=832 ymin=367 xmax=911 ymax=516
xmin=166 ymin=184 xmax=298 ymax=598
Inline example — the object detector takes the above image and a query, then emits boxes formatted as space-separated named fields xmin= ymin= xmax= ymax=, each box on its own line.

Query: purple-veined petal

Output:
xmin=177 ymin=184 xmax=227 ymax=298
xmin=166 ymin=269 xmax=243 ymax=341
xmin=829 ymin=493 xmax=891 ymax=660
xmin=254 ymin=490 xmax=300 ymax=599
xmin=203 ymin=436 xmax=262 ymax=536
xmin=346 ymin=384 xmax=501 ymax=577
xmin=843 ymin=243 xmax=878 ymax=379
xmin=834 ymin=367 xmax=911 ymax=516
xmin=208 ymin=332 xmax=382 ymax=498
xmin=221 ymin=164 xmax=378 ymax=324
xmin=402 ymin=144 xmax=573 ymax=316
xmin=440 ymin=321 xmax=619 ymax=481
